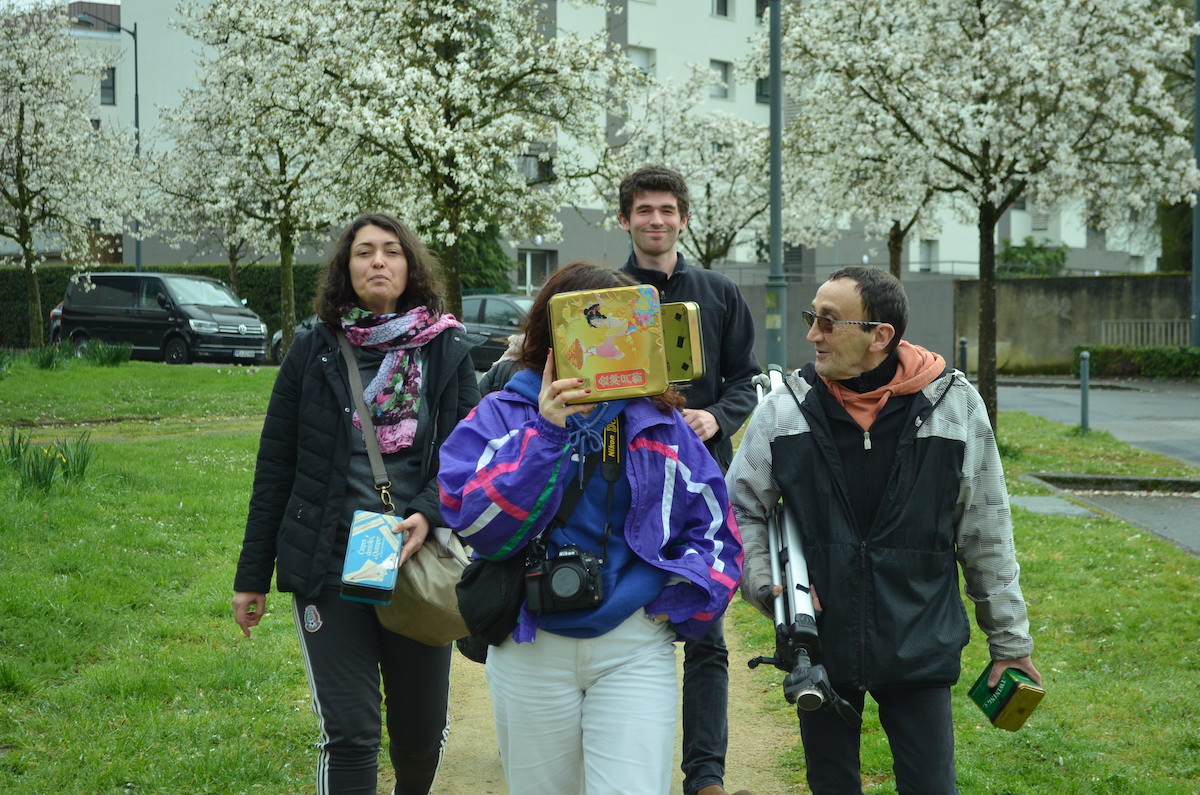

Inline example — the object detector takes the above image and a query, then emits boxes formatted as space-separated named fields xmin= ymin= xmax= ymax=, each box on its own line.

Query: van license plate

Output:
xmin=234 ymin=350 xmax=256 ymax=358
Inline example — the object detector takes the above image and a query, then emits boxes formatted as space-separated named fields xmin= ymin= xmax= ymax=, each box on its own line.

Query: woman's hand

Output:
xmin=233 ymin=591 xmax=267 ymax=638
xmin=395 ymin=511 xmax=432 ymax=566
xmin=538 ymin=355 xmax=591 ymax=427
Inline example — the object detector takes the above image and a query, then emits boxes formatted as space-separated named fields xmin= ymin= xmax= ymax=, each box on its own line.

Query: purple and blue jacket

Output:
xmin=437 ymin=386 xmax=743 ymax=643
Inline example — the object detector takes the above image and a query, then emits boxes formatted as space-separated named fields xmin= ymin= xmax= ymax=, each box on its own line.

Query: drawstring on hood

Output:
xmin=507 ymin=368 xmax=628 ymax=483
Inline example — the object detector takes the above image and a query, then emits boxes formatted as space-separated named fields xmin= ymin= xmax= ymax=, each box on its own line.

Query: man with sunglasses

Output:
xmin=618 ymin=164 xmax=760 ymax=795
xmin=726 ymin=266 xmax=1039 ymax=795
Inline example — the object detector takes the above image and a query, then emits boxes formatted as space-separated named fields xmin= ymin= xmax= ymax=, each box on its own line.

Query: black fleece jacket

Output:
xmin=621 ymin=252 xmax=761 ymax=470
xmin=234 ymin=322 xmax=479 ymax=598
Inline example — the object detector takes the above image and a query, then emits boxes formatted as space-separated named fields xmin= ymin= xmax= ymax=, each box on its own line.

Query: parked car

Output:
xmin=49 ymin=300 xmax=63 ymax=344
xmin=460 ymin=293 xmax=533 ymax=371
xmin=270 ymin=315 xmax=319 ymax=364
xmin=61 ymin=273 xmax=268 ymax=365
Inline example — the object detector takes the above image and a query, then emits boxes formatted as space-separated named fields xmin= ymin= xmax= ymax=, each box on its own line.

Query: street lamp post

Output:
xmin=1193 ymin=0 xmax=1199 ymax=346
xmin=76 ymin=12 xmax=140 ymax=273
xmin=765 ymin=0 xmax=788 ymax=368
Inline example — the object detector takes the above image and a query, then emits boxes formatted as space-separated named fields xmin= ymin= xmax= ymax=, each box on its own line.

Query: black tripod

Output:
xmin=746 ymin=367 xmax=861 ymax=728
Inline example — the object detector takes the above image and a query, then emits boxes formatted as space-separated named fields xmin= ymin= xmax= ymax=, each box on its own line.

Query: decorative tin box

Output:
xmin=549 ymin=284 xmax=668 ymax=403
xmin=968 ymin=662 xmax=1045 ymax=731
xmin=662 ymin=301 xmax=705 ymax=383
xmin=340 ymin=510 xmax=402 ymax=605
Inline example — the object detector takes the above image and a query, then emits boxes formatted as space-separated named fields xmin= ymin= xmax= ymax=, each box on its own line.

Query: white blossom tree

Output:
xmin=776 ymin=0 xmax=1200 ymax=428
xmin=0 ymin=1 xmax=137 ymax=347
xmin=183 ymin=0 xmax=643 ymax=318
xmin=160 ymin=10 xmax=375 ymax=354
xmin=780 ymin=97 xmax=940 ymax=279
xmin=146 ymin=144 xmax=263 ymax=293
xmin=1153 ymin=0 xmax=1195 ymax=273
xmin=598 ymin=66 xmax=771 ymax=270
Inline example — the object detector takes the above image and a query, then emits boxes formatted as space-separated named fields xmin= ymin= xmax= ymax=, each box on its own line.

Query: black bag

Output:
xmin=455 ymin=553 xmax=528 ymax=646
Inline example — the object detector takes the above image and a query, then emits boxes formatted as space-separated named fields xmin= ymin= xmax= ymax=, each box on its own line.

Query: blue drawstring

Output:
xmin=565 ymin=400 xmax=626 ymax=486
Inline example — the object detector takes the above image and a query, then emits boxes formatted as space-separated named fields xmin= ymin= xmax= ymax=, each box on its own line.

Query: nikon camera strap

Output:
xmin=594 ymin=416 xmax=621 ymax=564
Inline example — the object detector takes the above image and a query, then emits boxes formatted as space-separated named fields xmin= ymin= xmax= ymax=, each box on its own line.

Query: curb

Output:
xmin=1027 ymin=472 xmax=1200 ymax=493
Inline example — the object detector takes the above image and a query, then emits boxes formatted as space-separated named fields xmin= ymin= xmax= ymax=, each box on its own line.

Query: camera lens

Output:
xmin=549 ymin=565 xmax=585 ymax=599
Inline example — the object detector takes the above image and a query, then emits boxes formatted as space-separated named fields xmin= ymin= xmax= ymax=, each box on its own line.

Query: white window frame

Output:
xmin=709 ymin=59 xmax=732 ymax=99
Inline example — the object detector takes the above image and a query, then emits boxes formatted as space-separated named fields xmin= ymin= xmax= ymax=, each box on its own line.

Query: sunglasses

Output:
xmin=801 ymin=310 xmax=882 ymax=334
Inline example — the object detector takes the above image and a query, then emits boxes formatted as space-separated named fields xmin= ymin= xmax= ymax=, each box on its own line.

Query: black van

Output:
xmin=61 ymin=273 xmax=269 ymax=365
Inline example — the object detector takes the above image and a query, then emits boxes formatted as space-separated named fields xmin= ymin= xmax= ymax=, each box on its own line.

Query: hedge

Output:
xmin=0 ymin=262 xmax=322 ymax=349
xmin=1071 ymin=345 xmax=1200 ymax=379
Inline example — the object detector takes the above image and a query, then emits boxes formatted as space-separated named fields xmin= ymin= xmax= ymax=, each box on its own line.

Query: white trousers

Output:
xmin=486 ymin=612 xmax=677 ymax=795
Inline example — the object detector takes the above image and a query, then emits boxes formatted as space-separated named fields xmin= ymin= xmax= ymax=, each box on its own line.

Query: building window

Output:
xmin=919 ymin=239 xmax=938 ymax=273
xmin=756 ymin=77 xmax=770 ymax=104
xmin=516 ymin=250 xmax=556 ymax=294
xmin=518 ymin=146 xmax=554 ymax=182
xmin=709 ymin=60 xmax=732 ymax=99
xmin=100 ymin=67 xmax=116 ymax=106
xmin=713 ymin=0 xmax=730 ymax=17
xmin=627 ymin=46 xmax=655 ymax=77
xmin=756 ymin=0 xmax=769 ymax=20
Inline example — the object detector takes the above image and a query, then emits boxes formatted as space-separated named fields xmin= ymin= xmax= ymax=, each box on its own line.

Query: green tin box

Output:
xmin=968 ymin=662 xmax=1045 ymax=731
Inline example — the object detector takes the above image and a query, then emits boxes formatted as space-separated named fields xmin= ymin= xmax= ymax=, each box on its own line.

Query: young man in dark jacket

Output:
xmin=727 ymin=266 xmax=1040 ymax=794
xmin=618 ymin=165 xmax=760 ymax=795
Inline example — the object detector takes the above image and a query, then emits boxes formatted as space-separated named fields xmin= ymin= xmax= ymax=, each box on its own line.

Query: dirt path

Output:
xmin=428 ymin=622 xmax=801 ymax=794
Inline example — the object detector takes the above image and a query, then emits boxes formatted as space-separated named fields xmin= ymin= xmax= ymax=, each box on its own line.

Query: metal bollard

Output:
xmin=1079 ymin=350 xmax=1090 ymax=432
xmin=958 ymin=337 xmax=968 ymax=374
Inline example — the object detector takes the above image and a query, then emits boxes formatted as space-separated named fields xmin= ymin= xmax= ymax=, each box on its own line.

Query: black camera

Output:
xmin=524 ymin=545 xmax=604 ymax=613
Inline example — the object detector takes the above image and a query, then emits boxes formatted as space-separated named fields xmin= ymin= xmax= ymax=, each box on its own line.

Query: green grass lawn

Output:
xmin=2 ymin=355 xmax=1199 ymax=793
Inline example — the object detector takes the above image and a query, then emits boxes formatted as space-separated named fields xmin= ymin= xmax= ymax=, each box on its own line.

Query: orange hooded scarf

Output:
xmin=821 ymin=340 xmax=946 ymax=432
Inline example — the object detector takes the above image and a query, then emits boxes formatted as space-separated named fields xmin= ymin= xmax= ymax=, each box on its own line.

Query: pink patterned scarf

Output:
xmin=340 ymin=304 xmax=463 ymax=453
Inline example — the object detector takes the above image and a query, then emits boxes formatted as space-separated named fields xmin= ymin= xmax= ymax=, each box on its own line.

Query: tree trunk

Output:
xmin=23 ymin=249 xmax=44 ymax=349
xmin=227 ymin=245 xmax=240 ymax=293
xmin=887 ymin=220 xmax=904 ymax=280
xmin=279 ymin=222 xmax=296 ymax=359
xmin=1157 ymin=201 xmax=1191 ymax=273
xmin=977 ymin=201 xmax=999 ymax=432
xmin=443 ymin=238 xmax=463 ymax=319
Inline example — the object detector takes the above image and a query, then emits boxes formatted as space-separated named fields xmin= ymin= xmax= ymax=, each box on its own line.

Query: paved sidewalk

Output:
xmin=1000 ymin=377 xmax=1200 ymax=555
xmin=997 ymin=375 xmax=1200 ymax=467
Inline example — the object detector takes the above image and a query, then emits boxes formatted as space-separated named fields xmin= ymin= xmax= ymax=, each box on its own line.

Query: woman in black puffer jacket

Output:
xmin=233 ymin=212 xmax=479 ymax=795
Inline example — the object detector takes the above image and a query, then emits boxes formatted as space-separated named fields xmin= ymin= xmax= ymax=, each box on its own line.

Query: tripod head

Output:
xmin=748 ymin=616 xmax=862 ymax=727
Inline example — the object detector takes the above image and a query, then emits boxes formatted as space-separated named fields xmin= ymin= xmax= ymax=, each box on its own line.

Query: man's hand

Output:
xmin=681 ymin=408 xmax=719 ymax=442
xmin=988 ymin=656 xmax=1042 ymax=688
xmin=757 ymin=583 xmax=822 ymax=612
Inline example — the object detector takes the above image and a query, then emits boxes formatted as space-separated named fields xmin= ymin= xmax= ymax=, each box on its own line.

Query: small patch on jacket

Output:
xmin=303 ymin=604 xmax=323 ymax=633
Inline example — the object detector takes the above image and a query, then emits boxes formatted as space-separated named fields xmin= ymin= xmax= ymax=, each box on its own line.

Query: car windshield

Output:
xmin=163 ymin=276 xmax=244 ymax=308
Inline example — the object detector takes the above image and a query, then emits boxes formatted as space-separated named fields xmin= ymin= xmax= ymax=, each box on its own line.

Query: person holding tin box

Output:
xmin=438 ymin=260 xmax=743 ymax=795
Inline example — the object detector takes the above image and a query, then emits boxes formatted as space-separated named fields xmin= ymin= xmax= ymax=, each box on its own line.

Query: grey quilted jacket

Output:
xmin=726 ymin=364 xmax=1033 ymax=689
